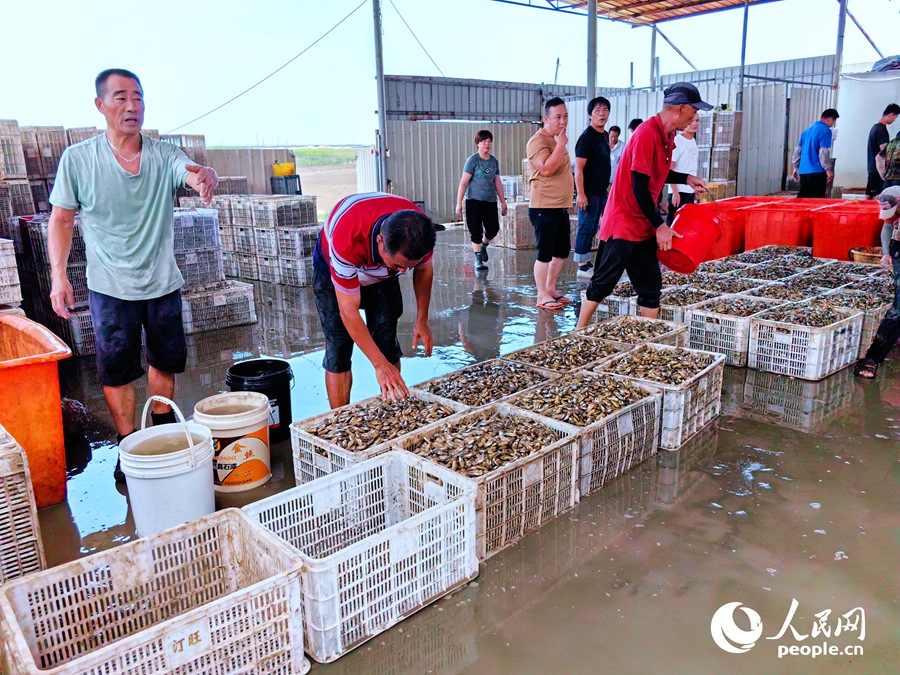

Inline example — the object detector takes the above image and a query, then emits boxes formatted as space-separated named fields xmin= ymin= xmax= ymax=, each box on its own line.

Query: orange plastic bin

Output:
xmin=743 ymin=198 xmax=841 ymax=251
xmin=0 ymin=315 xmax=71 ymax=508
xmin=811 ymin=201 xmax=883 ymax=260
xmin=700 ymin=196 xmax=789 ymax=260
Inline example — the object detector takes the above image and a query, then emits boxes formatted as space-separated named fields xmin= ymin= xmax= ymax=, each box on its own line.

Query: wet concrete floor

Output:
xmin=44 ymin=228 xmax=897 ymax=673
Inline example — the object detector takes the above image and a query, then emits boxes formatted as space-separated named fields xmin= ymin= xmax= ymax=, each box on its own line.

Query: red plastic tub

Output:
xmin=811 ymin=201 xmax=883 ymax=260
xmin=699 ymin=196 xmax=789 ymax=260
xmin=658 ymin=203 xmax=722 ymax=274
xmin=0 ymin=315 xmax=71 ymax=507
xmin=743 ymin=199 xmax=842 ymax=250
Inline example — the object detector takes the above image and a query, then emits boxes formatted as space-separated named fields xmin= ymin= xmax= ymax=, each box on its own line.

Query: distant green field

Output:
xmin=292 ymin=147 xmax=357 ymax=166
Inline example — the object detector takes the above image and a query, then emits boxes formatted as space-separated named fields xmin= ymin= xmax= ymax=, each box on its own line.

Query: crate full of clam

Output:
xmin=502 ymin=335 xmax=629 ymax=373
xmin=415 ymin=359 xmax=557 ymax=408
xmin=633 ymin=287 xmax=719 ymax=324
xmin=685 ymin=294 xmax=785 ymax=367
xmin=582 ymin=282 xmax=635 ymax=322
xmin=595 ymin=343 xmax=725 ymax=449
xmin=741 ymin=280 xmax=828 ymax=303
xmin=507 ymin=371 xmax=661 ymax=497
xmin=243 ymin=451 xmax=477 ymax=663
xmin=395 ymin=403 xmax=579 ymax=560
xmin=695 ymin=259 xmax=757 ymax=275
xmin=748 ymin=302 xmax=863 ymax=381
xmin=290 ymin=389 xmax=468 ymax=484
xmin=823 ymin=289 xmax=893 ymax=359
xmin=576 ymin=315 xmax=686 ymax=347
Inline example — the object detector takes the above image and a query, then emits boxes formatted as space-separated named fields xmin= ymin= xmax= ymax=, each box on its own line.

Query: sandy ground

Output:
xmin=296 ymin=163 xmax=357 ymax=221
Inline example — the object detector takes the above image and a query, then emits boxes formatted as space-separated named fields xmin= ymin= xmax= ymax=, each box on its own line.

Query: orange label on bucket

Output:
xmin=213 ymin=426 xmax=270 ymax=487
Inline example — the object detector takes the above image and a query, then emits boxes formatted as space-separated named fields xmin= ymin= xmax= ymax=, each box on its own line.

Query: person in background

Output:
xmin=526 ymin=97 xmax=574 ymax=312
xmin=854 ymin=187 xmax=900 ymax=379
xmin=48 ymin=68 xmax=218 ymax=483
xmin=313 ymin=193 xmax=435 ymax=407
xmin=627 ymin=118 xmax=643 ymax=142
xmin=609 ymin=125 xmax=624 ymax=184
xmin=667 ymin=112 xmax=700 ymax=225
xmin=574 ymin=97 xmax=612 ymax=279
xmin=866 ymin=103 xmax=900 ymax=198
xmin=791 ymin=108 xmax=839 ymax=198
xmin=576 ymin=83 xmax=710 ymax=329
xmin=881 ymin=130 xmax=900 ymax=189
xmin=455 ymin=130 xmax=507 ymax=271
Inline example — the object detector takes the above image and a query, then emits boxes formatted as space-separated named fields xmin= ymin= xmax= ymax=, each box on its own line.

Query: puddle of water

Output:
xmin=41 ymin=228 xmax=898 ymax=671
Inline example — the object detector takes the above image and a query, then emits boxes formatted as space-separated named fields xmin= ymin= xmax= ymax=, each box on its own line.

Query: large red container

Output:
xmin=658 ymin=203 xmax=722 ymax=273
xmin=699 ymin=196 xmax=789 ymax=260
xmin=743 ymin=198 xmax=842 ymax=250
xmin=811 ymin=200 xmax=883 ymax=260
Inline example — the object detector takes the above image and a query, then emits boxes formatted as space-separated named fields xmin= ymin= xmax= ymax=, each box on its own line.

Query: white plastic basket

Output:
xmin=596 ymin=344 xmax=725 ymax=450
xmin=243 ymin=450 xmax=478 ymax=664
xmin=501 ymin=335 xmax=629 ymax=373
xmin=748 ymin=305 xmax=863 ymax=381
xmin=685 ymin=294 xmax=785 ymax=367
xmin=580 ymin=289 xmax=634 ymax=323
xmin=822 ymin=289 xmax=893 ymax=359
xmin=290 ymin=389 xmax=468 ymax=484
xmin=254 ymin=227 xmax=279 ymax=257
xmin=0 ymin=426 xmax=45 ymax=584
xmin=395 ymin=403 xmax=579 ymax=560
xmin=505 ymin=371 xmax=662 ymax=497
xmin=634 ymin=288 xmax=719 ymax=323
xmin=415 ymin=358 xmax=558 ymax=407
xmin=575 ymin=314 xmax=687 ymax=347
xmin=181 ymin=280 xmax=257 ymax=334
xmin=0 ymin=509 xmax=309 ymax=675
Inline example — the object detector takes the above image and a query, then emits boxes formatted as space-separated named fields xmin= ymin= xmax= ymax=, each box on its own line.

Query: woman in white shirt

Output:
xmin=667 ymin=112 xmax=700 ymax=226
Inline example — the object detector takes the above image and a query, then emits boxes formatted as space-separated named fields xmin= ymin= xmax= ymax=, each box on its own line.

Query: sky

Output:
xmin=1 ymin=0 xmax=898 ymax=147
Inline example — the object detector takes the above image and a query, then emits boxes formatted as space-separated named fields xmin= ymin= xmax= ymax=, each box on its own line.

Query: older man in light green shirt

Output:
xmin=48 ymin=68 xmax=218 ymax=482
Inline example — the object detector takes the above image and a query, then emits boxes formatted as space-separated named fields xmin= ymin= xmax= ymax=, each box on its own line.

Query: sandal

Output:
xmin=553 ymin=295 xmax=572 ymax=305
xmin=537 ymin=300 xmax=565 ymax=312
xmin=853 ymin=359 xmax=878 ymax=380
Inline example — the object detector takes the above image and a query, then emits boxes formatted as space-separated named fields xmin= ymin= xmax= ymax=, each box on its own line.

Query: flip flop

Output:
xmin=853 ymin=359 xmax=878 ymax=380
xmin=553 ymin=295 xmax=572 ymax=305
xmin=537 ymin=300 xmax=565 ymax=312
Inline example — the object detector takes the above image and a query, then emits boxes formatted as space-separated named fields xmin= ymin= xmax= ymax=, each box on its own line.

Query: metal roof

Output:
xmin=494 ymin=0 xmax=785 ymax=26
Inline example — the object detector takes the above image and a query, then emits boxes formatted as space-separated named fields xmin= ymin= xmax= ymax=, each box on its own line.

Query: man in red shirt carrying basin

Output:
xmin=576 ymin=83 xmax=710 ymax=328
xmin=314 ymin=192 xmax=436 ymax=408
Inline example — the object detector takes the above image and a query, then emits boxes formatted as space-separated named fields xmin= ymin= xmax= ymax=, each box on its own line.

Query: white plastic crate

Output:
xmin=501 ymin=335 xmax=629 ymax=373
xmin=0 ymin=283 xmax=21 ymax=305
xmin=822 ymin=289 xmax=893 ymax=359
xmin=218 ymin=224 xmax=234 ymax=251
xmin=229 ymin=196 xmax=253 ymax=227
xmin=210 ymin=195 xmax=234 ymax=225
xmin=0 ymin=425 xmax=45 ymax=584
xmin=596 ymin=344 xmax=725 ymax=450
xmin=0 ymin=509 xmax=309 ymax=675
xmin=175 ymin=247 xmax=224 ymax=287
xmin=685 ymin=294 xmax=785 ymax=367
xmin=576 ymin=314 xmax=687 ymax=347
xmin=234 ymin=225 xmax=256 ymax=254
xmin=257 ymin=254 xmax=281 ymax=284
xmin=579 ymin=288 xmax=634 ymax=323
xmin=415 ymin=358 xmax=558 ymax=407
xmin=181 ymin=280 xmax=257 ymax=334
xmin=66 ymin=309 xmax=96 ymax=356
xmin=278 ymin=226 xmax=320 ymax=258
xmin=236 ymin=252 xmax=259 ymax=280
xmin=221 ymin=250 xmax=238 ymax=277
xmin=395 ymin=404 xmax=579 ymax=560
xmin=254 ymin=227 xmax=279 ymax=257
xmin=290 ymin=389 xmax=468 ymax=484
xmin=741 ymin=367 xmax=861 ymax=433
xmin=250 ymin=195 xmax=317 ymax=229
xmin=506 ymin=371 xmax=662 ymax=497
xmin=172 ymin=207 xmax=219 ymax=251
xmin=243 ymin=451 xmax=477 ymax=663
xmin=748 ymin=305 xmax=863 ymax=381
xmin=634 ymin=288 xmax=719 ymax=323
xmin=279 ymin=256 xmax=315 ymax=287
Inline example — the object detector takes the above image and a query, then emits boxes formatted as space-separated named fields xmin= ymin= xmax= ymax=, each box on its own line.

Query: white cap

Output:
xmin=877 ymin=186 xmax=900 ymax=219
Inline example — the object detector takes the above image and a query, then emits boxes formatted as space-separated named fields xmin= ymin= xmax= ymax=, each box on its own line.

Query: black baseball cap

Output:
xmin=663 ymin=83 xmax=713 ymax=111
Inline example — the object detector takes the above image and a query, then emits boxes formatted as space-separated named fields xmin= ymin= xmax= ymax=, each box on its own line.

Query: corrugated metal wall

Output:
xmin=356 ymin=147 xmax=378 ymax=193
xmin=387 ymin=121 xmax=534 ymax=222
xmin=787 ymin=87 xmax=834 ymax=154
xmin=739 ymin=84 xmax=787 ymax=196
xmin=207 ymin=148 xmax=295 ymax=195
xmin=661 ymin=55 xmax=836 ymax=87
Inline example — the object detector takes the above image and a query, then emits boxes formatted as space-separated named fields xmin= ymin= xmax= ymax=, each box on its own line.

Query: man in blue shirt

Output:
xmin=791 ymin=108 xmax=839 ymax=198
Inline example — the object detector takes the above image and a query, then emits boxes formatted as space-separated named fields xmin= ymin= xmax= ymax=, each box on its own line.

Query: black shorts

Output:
xmin=529 ymin=207 xmax=571 ymax=263
xmin=90 ymin=288 xmax=187 ymax=387
xmin=313 ymin=263 xmax=404 ymax=373
xmin=866 ymin=170 xmax=885 ymax=198
xmin=465 ymin=199 xmax=500 ymax=244
xmin=586 ymin=237 xmax=662 ymax=309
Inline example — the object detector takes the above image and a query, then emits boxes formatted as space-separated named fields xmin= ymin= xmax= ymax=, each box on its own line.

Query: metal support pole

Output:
xmin=649 ymin=25 xmax=657 ymax=90
xmin=844 ymin=3 xmax=884 ymax=59
xmin=834 ymin=0 xmax=848 ymax=108
xmin=737 ymin=0 xmax=749 ymax=112
xmin=373 ymin=0 xmax=388 ymax=192
xmin=654 ymin=27 xmax=698 ymax=71
xmin=587 ymin=0 xmax=597 ymax=101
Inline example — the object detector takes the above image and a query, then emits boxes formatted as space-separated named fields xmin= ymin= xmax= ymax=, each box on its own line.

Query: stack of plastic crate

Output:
xmin=214 ymin=176 xmax=249 ymax=195
xmin=0 ymin=423 xmax=46 ymax=584
xmin=0 ymin=239 xmax=22 ymax=308
xmin=65 ymin=127 xmax=98 ymax=146
xmin=181 ymin=279 xmax=257 ymax=334
xmin=173 ymin=207 xmax=224 ymax=288
xmin=0 ymin=120 xmax=27 ymax=184
xmin=160 ymin=133 xmax=208 ymax=166
xmin=249 ymin=194 xmax=318 ymax=286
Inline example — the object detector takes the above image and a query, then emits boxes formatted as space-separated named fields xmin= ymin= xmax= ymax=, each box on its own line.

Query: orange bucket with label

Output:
xmin=193 ymin=391 xmax=271 ymax=492
xmin=657 ymin=203 xmax=723 ymax=274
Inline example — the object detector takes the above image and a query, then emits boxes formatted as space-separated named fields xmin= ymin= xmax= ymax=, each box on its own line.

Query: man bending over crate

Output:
xmin=314 ymin=192 xmax=436 ymax=407
xmin=576 ymin=83 xmax=709 ymax=329
xmin=47 ymin=68 xmax=218 ymax=483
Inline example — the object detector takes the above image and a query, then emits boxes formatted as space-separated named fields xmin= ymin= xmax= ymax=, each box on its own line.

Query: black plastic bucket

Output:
xmin=225 ymin=358 xmax=293 ymax=443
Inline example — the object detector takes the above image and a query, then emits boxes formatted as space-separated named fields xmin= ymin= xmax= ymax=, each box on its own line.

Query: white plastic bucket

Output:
xmin=193 ymin=391 xmax=271 ymax=492
xmin=119 ymin=396 xmax=215 ymax=538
